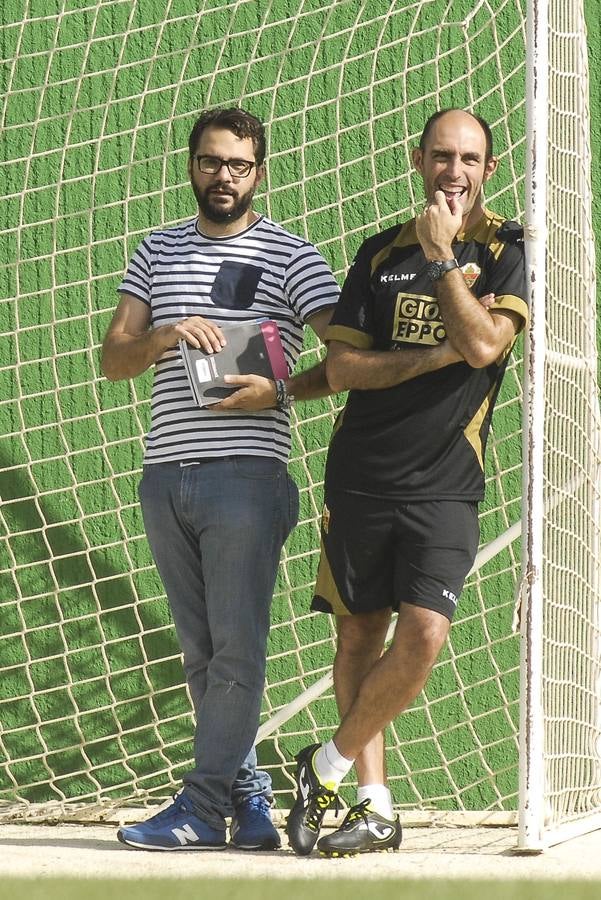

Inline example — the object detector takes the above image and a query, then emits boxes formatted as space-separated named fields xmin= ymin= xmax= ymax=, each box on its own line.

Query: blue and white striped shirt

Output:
xmin=119 ymin=216 xmax=340 ymax=464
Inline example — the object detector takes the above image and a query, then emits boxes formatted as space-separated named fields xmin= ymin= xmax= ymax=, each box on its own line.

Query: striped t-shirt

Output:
xmin=118 ymin=215 xmax=340 ymax=464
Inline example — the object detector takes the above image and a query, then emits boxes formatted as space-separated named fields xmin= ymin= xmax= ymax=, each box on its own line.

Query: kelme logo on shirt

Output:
xmin=379 ymin=272 xmax=416 ymax=284
xmin=460 ymin=263 xmax=481 ymax=289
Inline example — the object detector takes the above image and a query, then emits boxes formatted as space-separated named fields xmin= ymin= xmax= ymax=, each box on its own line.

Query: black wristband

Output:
xmin=275 ymin=379 xmax=294 ymax=410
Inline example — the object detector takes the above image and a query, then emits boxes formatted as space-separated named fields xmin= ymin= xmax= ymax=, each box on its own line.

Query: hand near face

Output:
xmin=411 ymin=110 xmax=498 ymax=243
xmin=415 ymin=190 xmax=463 ymax=259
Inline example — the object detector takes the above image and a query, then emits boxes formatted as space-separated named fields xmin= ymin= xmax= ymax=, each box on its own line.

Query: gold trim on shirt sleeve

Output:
xmin=491 ymin=294 xmax=529 ymax=330
xmin=325 ymin=324 xmax=374 ymax=349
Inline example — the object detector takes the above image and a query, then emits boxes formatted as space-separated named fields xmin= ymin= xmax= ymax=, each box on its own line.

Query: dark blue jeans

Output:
xmin=138 ymin=456 xmax=299 ymax=829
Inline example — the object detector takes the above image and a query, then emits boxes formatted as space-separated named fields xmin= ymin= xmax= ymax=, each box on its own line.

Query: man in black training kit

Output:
xmin=286 ymin=108 xmax=528 ymax=856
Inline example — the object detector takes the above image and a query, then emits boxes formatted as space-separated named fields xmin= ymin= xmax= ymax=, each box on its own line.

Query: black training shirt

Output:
xmin=324 ymin=209 xmax=528 ymax=501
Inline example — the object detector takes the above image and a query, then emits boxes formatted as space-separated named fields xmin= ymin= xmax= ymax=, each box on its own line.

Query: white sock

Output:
xmin=313 ymin=740 xmax=354 ymax=790
xmin=357 ymin=784 xmax=394 ymax=819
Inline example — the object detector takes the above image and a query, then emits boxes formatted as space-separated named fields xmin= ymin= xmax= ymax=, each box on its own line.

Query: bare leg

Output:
xmin=333 ymin=609 xmax=392 ymax=785
xmin=333 ymin=604 xmax=450 ymax=761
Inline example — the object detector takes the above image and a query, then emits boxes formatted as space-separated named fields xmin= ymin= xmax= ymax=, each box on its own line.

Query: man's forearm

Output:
xmin=326 ymin=341 xmax=463 ymax=393
xmin=101 ymin=327 xmax=172 ymax=381
xmin=287 ymin=359 xmax=331 ymax=401
xmin=435 ymin=269 xmax=501 ymax=367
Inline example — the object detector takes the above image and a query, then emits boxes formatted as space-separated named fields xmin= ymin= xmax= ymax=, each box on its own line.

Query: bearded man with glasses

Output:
xmin=102 ymin=107 xmax=339 ymax=852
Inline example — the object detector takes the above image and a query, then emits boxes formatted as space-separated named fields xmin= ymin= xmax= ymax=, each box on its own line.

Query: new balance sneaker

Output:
xmin=230 ymin=794 xmax=281 ymax=850
xmin=117 ymin=792 xmax=227 ymax=851
xmin=285 ymin=743 xmax=340 ymax=856
xmin=317 ymin=799 xmax=402 ymax=857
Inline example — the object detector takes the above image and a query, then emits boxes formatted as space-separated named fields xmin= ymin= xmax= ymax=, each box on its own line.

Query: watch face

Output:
xmin=426 ymin=261 xmax=443 ymax=281
xmin=426 ymin=259 xmax=457 ymax=280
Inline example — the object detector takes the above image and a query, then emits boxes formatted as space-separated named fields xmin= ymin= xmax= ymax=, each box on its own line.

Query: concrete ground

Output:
xmin=0 ymin=820 xmax=600 ymax=881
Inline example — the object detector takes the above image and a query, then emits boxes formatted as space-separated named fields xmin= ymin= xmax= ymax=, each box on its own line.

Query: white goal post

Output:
xmin=517 ymin=0 xmax=601 ymax=851
xmin=0 ymin=0 xmax=600 ymax=851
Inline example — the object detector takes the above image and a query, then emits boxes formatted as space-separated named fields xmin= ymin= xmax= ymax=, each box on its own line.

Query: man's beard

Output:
xmin=192 ymin=182 xmax=255 ymax=224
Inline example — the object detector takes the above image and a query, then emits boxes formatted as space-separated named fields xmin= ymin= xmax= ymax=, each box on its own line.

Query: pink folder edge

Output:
xmin=260 ymin=320 xmax=289 ymax=380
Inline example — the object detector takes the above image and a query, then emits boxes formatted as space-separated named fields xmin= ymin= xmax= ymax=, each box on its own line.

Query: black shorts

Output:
xmin=311 ymin=491 xmax=480 ymax=621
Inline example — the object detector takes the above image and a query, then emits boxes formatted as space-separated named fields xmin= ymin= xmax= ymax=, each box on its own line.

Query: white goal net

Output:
xmin=517 ymin=0 xmax=601 ymax=850
xmin=0 ymin=0 xmax=599 ymax=849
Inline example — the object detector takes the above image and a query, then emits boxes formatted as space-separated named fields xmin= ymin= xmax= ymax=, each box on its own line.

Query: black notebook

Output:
xmin=179 ymin=319 xmax=289 ymax=407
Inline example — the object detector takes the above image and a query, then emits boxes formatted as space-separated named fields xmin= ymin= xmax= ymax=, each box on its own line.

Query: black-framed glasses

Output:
xmin=194 ymin=155 xmax=256 ymax=178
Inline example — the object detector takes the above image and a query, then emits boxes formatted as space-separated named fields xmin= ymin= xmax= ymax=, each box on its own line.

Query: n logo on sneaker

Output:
xmin=172 ymin=823 xmax=200 ymax=845
xmin=367 ymin=822 xmax=395 ymax=840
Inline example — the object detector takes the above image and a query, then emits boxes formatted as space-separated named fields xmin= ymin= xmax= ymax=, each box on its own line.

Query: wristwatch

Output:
xmin=425 ymin=258 xmax=459 ymax=281
xmin=275 ymin=379 xmax=294 ymax=411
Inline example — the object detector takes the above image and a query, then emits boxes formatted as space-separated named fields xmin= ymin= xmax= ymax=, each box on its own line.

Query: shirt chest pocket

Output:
xmin=210 ymin=260 xmax=265 ymax=309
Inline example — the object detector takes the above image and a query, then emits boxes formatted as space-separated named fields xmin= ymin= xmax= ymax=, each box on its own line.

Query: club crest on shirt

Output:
xmin=460 ymin=263 xmax=481 ymax=288
xmin=321 ymin=504 xmax=330 ymax=535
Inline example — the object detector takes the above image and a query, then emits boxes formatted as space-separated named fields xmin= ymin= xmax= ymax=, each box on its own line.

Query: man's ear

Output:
xmin=483 ymin=155 xmax=498 ymax=182
xmin=255 ymin=163 xmax=266 ymax=188
xmin=411 ymin=147 xmax=423 ymax=174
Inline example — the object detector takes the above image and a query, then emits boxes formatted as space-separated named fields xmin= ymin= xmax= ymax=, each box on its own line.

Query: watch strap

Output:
xmin=275 ymin=379 xmax=294 ymax=410
xmin=438 ymin=258 xmax=459 ymax=275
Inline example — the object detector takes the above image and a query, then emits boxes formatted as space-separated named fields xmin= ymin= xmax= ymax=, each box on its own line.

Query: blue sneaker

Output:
xmin=117 ymin=792 xmax=227 ymax=851
xmin=230 ymin=795 xmax=281 ymax=850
